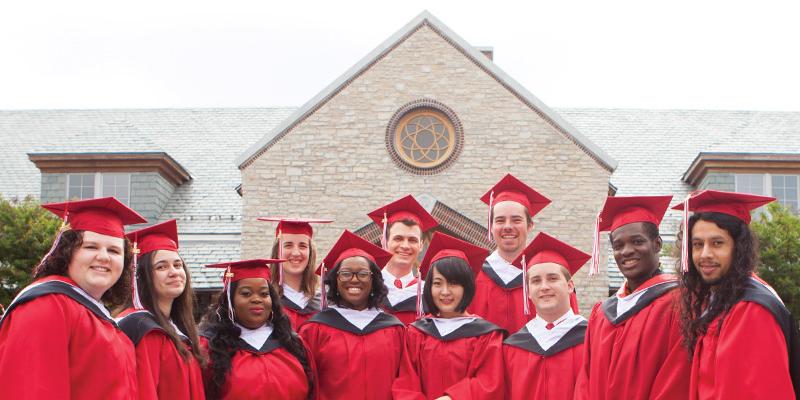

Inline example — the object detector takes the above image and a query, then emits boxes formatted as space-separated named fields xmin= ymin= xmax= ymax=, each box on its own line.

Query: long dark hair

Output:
xmin=324 ymin=258 xmax=388 ymax=308
xmin=678 ymin=212 xmax=759 ymax=355
xmin=33 ymin=229 xmax=133 ymax=307
xmin=199 ymin=281 xmax=314 ymax=399
xmin=423 ymin=257 xmax=476 ymax=315
xmin=133 ymin=250 xmax=205 ymax=365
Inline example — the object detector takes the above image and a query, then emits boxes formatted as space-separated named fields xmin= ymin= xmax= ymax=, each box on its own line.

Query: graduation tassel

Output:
xmin=380 ymin=212 xmax=388 ymax=250
xmin=521 ymin=254 xmax=530 ymax=316
xmin=589 ymin=211 xmax=602 ymax=277
xmin=131 ymin=240 xmax=144 ymax=310
xmin=319 ymin=262 xmax=327 ymax=310
xmin=278 ymin=229 xmax=285 ymax=286
xmin=33 ymin=210 xmax=70 ymax=276
xmin=415 ymin=278 xmax=424 ymax=319
xmin=224 ymin=267 xmax=235 ymax=322
xmin=681 ymin=197 xmax=690 ymax=273
xmin=487 ymin=191 xmax=494 ymax=241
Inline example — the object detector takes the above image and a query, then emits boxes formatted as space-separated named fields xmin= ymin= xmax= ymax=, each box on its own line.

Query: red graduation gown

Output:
xmin=117 ymin=308 xmax=205 ymax=400
xmin=392 ymin=317 xmax=505 ymax=400
xmin=0 ymin=276 xmax=138 ymax=399
xmin=690 ymin=279 xmax=797 ymax=400
xmin=199 ymin=334 xmax=315 ymax=400
xmin=503 ymin=321 xmax=586 ymax=400
xmin=574 ymin=274 xmax=690 ymax=400
xmin=467 ymin=261 xmax=533 ymax=334
xmin=299 ymin=308 xmax=405 ymax=400
xmin=282 ymin=293 xmax=320 ymax=331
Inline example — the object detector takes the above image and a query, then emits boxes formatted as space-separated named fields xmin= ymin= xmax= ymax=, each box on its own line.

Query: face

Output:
xmin=491 ymin=201 xmax=533 ymax=255
xmin=430 ymin=267 xmax=465 ymax=317
xmin=387 ymin=223 xmax=423 ymax=268
xmin=527 ymin=262 xmax=573 ymax=317
xmin=336 ymin=256 xmax=373 ymax=310
xmin=691 ymin=220 xmax=735 ymax=285
xmin=150 ymin=250 xmax=186 ymax=302
xmin=610 ymin=222 xmax=662 ymax=282
xmin=67 ymin=230 xmax=125 ymax=301
xmin=233 ymin=278 xmax=273 ymax=329
xmin=281 ymin=233 xmax=311 ymax=277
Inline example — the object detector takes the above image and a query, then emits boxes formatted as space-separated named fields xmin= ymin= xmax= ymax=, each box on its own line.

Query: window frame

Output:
xmin=66 ymin=172 xmax=132 ymax=204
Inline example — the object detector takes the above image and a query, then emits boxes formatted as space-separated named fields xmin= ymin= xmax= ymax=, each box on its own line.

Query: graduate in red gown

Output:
xmin=299 ymin=230 xmax=405 ymax=400
xmin=575 ymin=195 xmax=691 ymax=400
xmin=0 ymin=197 xmax=145 ymax=398
xmin=392 ymin=232 xmax=505 ymax=400
xmin=117 ymin=219 xmax=206 ymax=399
xmin=467 ymin=174 xmax=553 ymax=334
xmin=259 ymin=217 xmax=332 ymax=330
xmin=367 ymin=195 xmax=438 ymax=325
xmin=199 ymin=259 xmax=317 ymax=400
xmin=673 ymin=190 xmax=799 ymax=399
xmin=503 ymin=232 xmax=591 ymax=400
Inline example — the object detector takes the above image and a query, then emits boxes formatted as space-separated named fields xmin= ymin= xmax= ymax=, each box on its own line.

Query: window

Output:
xmin=734 ymin=173 xmax=800 ymax=213
xmin=67 ymin=173 xmax=131 ymax=204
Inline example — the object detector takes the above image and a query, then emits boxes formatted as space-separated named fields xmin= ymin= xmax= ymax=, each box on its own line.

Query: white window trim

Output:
xmin=734 ymin=173 xmax=800 ymax=206
xmin=66 ymin=172 xmax=131 ymax=202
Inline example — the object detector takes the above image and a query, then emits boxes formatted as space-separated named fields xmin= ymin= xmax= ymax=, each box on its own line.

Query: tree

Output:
xmin=0 ymin=196 xmax=60 ymax=306
xmin=751 ymin=202 xmax=800 ymax=322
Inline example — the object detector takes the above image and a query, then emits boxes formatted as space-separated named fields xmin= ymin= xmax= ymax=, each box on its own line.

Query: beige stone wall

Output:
xmin=241 ymin=25 xmax=612 ymax=314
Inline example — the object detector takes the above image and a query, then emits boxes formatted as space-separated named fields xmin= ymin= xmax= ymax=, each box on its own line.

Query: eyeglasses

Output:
xmin=337 ymin=270 xmax=373 ymax=282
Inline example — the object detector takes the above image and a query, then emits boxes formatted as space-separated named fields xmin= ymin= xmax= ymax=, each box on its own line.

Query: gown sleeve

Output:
xmin=572 ymin=302 xmax=600 ymax=400
xmin=712 ymin=302 xmax=794 ymax=400
xmin=443 ymin=330 xmax=506 ymax=400
xmin=391 ymin=328 xmax=426 ymax=400
xmin=0 ymin=295 xmax=74 ymax=399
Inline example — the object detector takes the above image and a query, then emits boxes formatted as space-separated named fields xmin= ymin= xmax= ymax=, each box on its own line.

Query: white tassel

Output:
xmin=132 ymin=241 xmax=143 ymax=310
xmin=681 ymin=198 xmax=690 ymax=273
xmin=487 ymin=191 xmax=494 ymax=241
xmin=522 ymin=254 xmax=530 ymax=315
xmin=381 ymin=212 xmax=388 ymax=250
xmin=319 ymin=262 xmax=327 ymax=309
xmin=589 ymin=212 xmax=601 ymax=276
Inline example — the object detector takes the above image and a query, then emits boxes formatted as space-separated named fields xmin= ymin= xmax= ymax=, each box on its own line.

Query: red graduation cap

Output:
xmin=367 ymin=195 xmax=438 ymax=249
xmin=418 ymin=232 xmax=489 ymax=280
xmin=672 ymin=189 xmax=775 ymax=272
xmin=480 ymin=174 xmax=551 ymax=241
xmin=671 ymin=190 xmax=775 ymax=225
xmin=205 ymin=259 xmax=284 ymax=321
xmin=125 ymin=219 xmax=180 ymax=310
xmin=126 ymin=219 xmax=179 ymax=256
xmin=515 ymin=232 xmax=590 ymax=315
xmin=315 ymin=230 xmax=392 ymax=310
xmin=42 ymin=197 xmax=146 ymax=238
xmin=256 ymin=217 xmax=333 ymax=239
xmin=589 ymin=195 xmax=673 ymax=276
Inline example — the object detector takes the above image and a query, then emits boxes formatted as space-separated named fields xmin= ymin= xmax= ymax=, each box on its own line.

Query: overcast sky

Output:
xmin=1 ymin=0 xmax=798 ymax=111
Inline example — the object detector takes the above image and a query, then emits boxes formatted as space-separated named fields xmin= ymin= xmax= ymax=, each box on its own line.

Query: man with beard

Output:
xmin=674 ymin=189 xmax=799 ymax=399
xmin=575 ymin=195 xmax=690 ymax=400
xmin=468 ymin=174 xmax=552 ymax=334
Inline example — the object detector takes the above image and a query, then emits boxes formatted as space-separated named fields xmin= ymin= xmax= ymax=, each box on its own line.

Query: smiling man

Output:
xmin=468 ymin=174 xmax=551 ymax=334
xmin=503 ymin=232 xmax=590 ymax=400
xmin=575 ymin=195 xmax=690 ymax=400
xmin=673 ymin=190 xmax=799 ymax=399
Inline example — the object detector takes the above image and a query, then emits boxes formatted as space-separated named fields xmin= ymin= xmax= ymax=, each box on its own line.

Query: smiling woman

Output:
xmin=0 ymin=197 xmax=145 ymax=399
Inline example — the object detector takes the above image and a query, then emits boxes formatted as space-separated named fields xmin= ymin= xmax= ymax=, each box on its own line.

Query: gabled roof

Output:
xmin=235 ymin=10 xmax=617 ymax=172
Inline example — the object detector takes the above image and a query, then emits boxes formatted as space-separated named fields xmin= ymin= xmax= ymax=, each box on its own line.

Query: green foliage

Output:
xmin=0 ymin=196 xmax=60 ymax=306
xmin=751 ymin=203 xmax=800 ymax=322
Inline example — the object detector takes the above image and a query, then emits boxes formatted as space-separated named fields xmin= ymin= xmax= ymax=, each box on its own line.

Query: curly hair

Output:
xmin=323 ymin=257 xmax=388 ymax=309
xmin=678 ymin=212 xmax=759 ymax=356
xmin=199 ymin=281 xmax=314 ymax=399
xmin=32 ymin=229 xmax=133 ymax=307
xmin=133 ymin=251 xmax=206 ymax=365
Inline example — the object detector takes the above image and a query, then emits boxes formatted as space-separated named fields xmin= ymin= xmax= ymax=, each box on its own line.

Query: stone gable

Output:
xmin=241 ymin=24 xmax=612 ymax=312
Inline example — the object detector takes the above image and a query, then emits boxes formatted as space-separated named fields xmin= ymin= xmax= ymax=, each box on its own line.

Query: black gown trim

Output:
xmin=117 ymin=310 xmax=190 ymax=346
xmin=306 ymin=308 xmax=404 ymax=335
xmin=382 ymin=294 xmax=429 ymax=313
xmin=0 ymin=279 xmax=117 ymax=328
xmin=481 ymin=261 xmax=523 ymax=290
xmin=601 ymin=281 xmax=679 ymax=325
xmin=738 ymin=279 xmax=800 ymax=394
xmin=411 ymin=317 xmax=506 ymax=341
xmin=200 ymin=329 xmax=286 ymax=354
xmin=504 ymin=321 xmax=587 ymax=356
xmin=282 ymin=293 xmax=320 ymax=315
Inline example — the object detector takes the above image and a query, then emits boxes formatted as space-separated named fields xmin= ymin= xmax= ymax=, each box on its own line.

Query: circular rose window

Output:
xmin=386 ymin=100 xmax=463 ymax=174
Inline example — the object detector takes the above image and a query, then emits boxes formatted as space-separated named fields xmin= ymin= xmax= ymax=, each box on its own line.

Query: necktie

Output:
xmin=394 ymin=279 xmax=403 ymax=289
xmin=545 ymin=322 xmax=555 ymax=330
